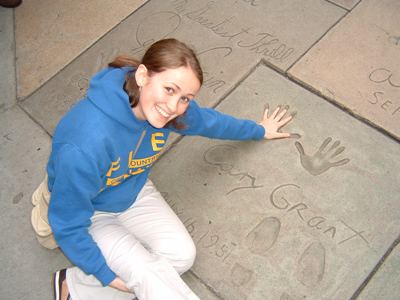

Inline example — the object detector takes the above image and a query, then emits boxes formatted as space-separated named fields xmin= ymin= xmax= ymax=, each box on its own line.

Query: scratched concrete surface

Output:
xmin=151 ymin=64 xmax=400 ymax=300
xmin=2 ymin=0 xmax=400 ymax=299
xmin=289 ymin=0 xmax=400 ymax=140
xmin=358 ymin=244 xmax=400 ymax=300
xmin=20 ymin=0 xmax=345 ymax=135
xmin=15 ymin=0 xmax=149 ymax=99
xmin=0 ymin=106 xmax=69 ymax=300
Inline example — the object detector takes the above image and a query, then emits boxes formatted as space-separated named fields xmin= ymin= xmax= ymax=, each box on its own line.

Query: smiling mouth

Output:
xmin=155 ymin=105 xmax=172 ymax=118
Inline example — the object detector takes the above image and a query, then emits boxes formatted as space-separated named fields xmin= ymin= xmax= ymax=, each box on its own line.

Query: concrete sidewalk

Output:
xmin=1 ymin=0 xmax=399 ymax=299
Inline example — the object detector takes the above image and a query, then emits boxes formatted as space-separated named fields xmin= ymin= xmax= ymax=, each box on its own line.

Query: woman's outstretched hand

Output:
xmin=260 ymin=104 xmax=294 ymax=140
xmin=109 ymin=277 xmax=131 ymax=293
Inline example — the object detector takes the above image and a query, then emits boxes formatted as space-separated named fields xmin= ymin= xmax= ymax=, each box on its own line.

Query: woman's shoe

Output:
xmin=0 ymin=0 xmax=22 ymax=8
xmin=53 ymin=269 xmax=71 ymax=300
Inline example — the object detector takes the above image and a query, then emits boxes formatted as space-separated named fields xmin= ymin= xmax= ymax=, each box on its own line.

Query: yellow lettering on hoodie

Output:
xmin=128 ymin=152 xmax=161 ymax=168
xmin=106 ymin=174 xmax=126 ymax=186
xmin=151 ymin=132 xmax=165 ymax=151
xmin=106 ymin=169 xmax=144 ymax=187
xmin=106 ymin=157 xmax=121 ymax=177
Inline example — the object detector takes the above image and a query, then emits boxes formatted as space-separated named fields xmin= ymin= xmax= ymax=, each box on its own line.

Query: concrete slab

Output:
xmin=150 ymin=64 xmax=400 ymax=300
xmin=0 ymin=106 xmax=69 ymax=300
xmin=358 ymin=244 xmax=400 ymax=300
xmin=20 ymin=0 xmax=345 ymax=135
xmin=15 ymin=0 xmax=149 ymax=99
xmin=289 ymin=0 xmax=400 ymax=140
xmin=327 ymin=0 xmax=360 ymax=10
xmin=0 ymin=7 xmax=16 ymax=111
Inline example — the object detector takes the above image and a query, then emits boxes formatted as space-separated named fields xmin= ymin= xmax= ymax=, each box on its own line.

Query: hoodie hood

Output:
xmin=87 ymin=67 xmax=146 ymax=130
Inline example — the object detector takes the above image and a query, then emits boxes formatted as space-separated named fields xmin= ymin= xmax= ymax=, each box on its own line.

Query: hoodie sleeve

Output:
xmin=48 ymin=143 xmax=116 ymax=286
xmin=170 ymin=100 xmax=265 ymax=140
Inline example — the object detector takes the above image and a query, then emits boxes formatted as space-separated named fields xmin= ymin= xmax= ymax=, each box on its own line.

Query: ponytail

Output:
xmin=108 ymin=55 xmax=140 ymax=68
xmin=109 ymin=55 xmax=141 ymax=108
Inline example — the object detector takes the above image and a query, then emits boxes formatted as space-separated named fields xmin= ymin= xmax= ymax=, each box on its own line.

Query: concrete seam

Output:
xmin=12 ymin=7 xmax=18 ymax=107
xmin=350 ymin=233 xmax=400 ymax=300
xmin=325 ymin=0 xmax=362 ymax=11
xmin=209 ymin=59 xmax=262 ymax=110
xmin=156 ymin=135 xmax=184 ymax=161
xmin=252 ymin=59 xmax=399 ymax=143
xmin=188 ymin=270 xmax=225 ymax=300
xmin=285 ymin=6 xmax=349 ymax=73
xmin=123 ymin=0 xmax=151 ymax=22
xmin=17 ymin=102 xmax=53 ymax=138
xmin=18 ymin=0 xmax=151 ymax=103
xmin=284 ymin=71 xmax=400 ymax=143
xmin=325 ymin=0 xmax=351 ymax=11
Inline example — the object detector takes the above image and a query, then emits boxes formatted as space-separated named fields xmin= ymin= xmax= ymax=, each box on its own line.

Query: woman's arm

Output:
xmin=170 ymin=100 xmax=293 ymax=140
xmin=48 ymin=144 xmax=117 ymax=287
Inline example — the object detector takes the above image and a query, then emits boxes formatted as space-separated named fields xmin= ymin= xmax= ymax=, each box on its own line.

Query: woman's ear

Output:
xmin=135 ymin=64 xmax=148 ymax=87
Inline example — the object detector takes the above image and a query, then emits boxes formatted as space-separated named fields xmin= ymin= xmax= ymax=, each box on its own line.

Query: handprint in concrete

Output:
xmin=295 ymin=137 xmax=350 ymax=176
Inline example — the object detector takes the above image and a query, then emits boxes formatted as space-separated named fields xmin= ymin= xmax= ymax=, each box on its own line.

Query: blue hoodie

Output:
xmin=47 ymin=67 xmax=265 ymax=286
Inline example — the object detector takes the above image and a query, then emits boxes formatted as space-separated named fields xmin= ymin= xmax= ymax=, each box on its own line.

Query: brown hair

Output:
xmin=109 ymin=39 xmax=203 ymax=129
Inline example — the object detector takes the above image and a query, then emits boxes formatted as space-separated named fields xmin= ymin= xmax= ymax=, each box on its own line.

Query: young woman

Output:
xmin=47 ymin=38 xmax=293 ymax=300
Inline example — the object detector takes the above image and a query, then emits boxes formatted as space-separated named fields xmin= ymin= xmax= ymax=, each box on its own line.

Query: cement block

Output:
xmin=20 ymin=0 xmax=345 ymax=135
xmin=358 ymin=244 xmax=400 ymax=300
xmin=289 ymin=0 xmax=400 ymax=140
xmin=150 ymin=65 xmax=400 ymax=300
xmin=15 ymin=0 xmax=149 ymax=99
xmin=0 ymin=106 xmax=69 ymax=300
xmin=328 ymin=0 xmax=360 ymax=10
xmin=0 ymin=8 xmax=16 ymax=111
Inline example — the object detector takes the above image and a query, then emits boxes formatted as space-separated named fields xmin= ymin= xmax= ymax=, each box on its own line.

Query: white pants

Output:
xmin=66 ymin=180 xmax=199 ymax=300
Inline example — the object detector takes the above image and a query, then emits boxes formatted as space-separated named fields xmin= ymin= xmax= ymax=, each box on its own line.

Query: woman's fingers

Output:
xmin=261 ymin=104 xmax=294 ymax=139
xmin=270 ymin=106 xmax=281 ymax=119
xmin=278 ymin=115 xmax=292 ymax=127
xmin=263 ymin=103 xmax=270 ymax=119
xmin=276 ymin=105 xmax=289 ymax=121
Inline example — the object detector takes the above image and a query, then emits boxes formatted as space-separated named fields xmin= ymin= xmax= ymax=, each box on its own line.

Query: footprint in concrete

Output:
xmin=231 ymin=262 xmax=253 ymax=287
xmin=245 ymin=217 xmax=281 ymax=256
xmin=296 ymin=242 xmax=325 ymax=287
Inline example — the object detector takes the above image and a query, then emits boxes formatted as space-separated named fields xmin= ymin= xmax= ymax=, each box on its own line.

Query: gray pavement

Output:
xmin=1 ymin=0 xmax=399 ymax=299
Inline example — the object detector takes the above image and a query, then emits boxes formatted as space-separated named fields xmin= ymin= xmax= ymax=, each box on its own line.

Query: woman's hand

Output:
xmin=109 ymin=277 xmax=131 ymax=293
xmin=260 ymin=104 xmax=293 ymax=139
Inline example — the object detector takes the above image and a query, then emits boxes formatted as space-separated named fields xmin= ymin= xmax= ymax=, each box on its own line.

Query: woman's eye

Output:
xmin=180 ymin=97 xmax=190 ymax=103
xmin=165 ymin=87 xmax=174 ymax=94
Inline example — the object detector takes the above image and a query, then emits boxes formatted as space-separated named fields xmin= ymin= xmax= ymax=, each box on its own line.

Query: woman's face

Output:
xmin=133 ymin=65 xmax=201 ymax=128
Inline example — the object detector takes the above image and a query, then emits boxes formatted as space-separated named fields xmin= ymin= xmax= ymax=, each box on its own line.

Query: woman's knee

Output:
xmin=158 ymin=236 xmax=197 ymax=273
